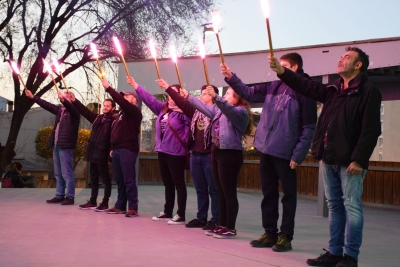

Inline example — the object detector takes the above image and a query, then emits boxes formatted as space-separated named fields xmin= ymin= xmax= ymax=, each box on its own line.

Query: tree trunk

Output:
xmin=0 ymin=97 xmax=32 ymax=174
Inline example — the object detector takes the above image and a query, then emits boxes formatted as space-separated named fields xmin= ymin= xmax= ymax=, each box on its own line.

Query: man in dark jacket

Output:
xmin=269 ymin=47 xmax=381 ymax=267
xmin=70 ymin=93 xmax=116 ymax=211
xmin=25 ymin=89 xmax=80 ymax=205
xmin=101 ymin=79 xmax=143 ymax=218
xmin=220 ymin=53 xmax=316 ymax=252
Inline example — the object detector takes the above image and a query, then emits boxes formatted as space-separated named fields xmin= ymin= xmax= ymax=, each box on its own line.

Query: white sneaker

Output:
xmin=167 ymin=214 xmax=186 ymax=225
xmin=152 ymin=212 xmax=172 ymax=221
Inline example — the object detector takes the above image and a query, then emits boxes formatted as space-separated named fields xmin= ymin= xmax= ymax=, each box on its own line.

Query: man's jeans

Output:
xmin=320 ymin=161 xmax=367 ymax=261
xmin=190 ymin=152 xmax=219 ymax=224
xmin=112 ymin=148 xmax=138 ymax=211
xmin=53 ymin=146 xmax=75 ymax=199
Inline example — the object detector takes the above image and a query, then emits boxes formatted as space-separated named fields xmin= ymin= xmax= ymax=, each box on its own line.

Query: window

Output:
xmin=380 ymin=104 xmax=384 ymax=116
xmin=379 ymin=153 xmax=383 ymax=162
xmin=378 ymin=137 xmax=383 ymax=148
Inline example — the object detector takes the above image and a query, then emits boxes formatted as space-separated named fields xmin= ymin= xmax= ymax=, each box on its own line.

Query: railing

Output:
xmin=138 ymin=152 xmax=400 ymax=206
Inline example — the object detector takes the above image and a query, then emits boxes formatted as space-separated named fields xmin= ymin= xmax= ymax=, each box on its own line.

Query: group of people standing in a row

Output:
xmin=24 ymin=46 xmax=381 ymax=267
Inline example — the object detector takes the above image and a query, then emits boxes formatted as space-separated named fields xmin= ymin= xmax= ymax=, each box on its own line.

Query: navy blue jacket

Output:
xmin=225 ymin=72 xmax=316 ymax=164
xmin=33 ymin=96 xmax=80 ymax=149
xmin=278 ymin=69 xmax=381 ymax=169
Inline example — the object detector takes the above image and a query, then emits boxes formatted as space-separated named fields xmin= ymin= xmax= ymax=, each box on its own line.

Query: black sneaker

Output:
xmin=125 ymin=210 xmax=139 ymax=218
xmin=335 ymin=254 xmax=358 ymax=267
xmin=307 ymin=249 xmax=343 ymax=266
xmin=61 ymin=198 xmax=74 ymax=205
xmin=94 ymin=203 xmax=109 ymax=212
xmin=152 ymin=212 xmax=172 ymax=221
xmin=46 ymin=197 xmax=65 ymax=203
xmin=202 ymin=220 xmax=217 ymax=230
xmin=79 ymin=201 xmax=97 ymax=210
xmin=272 ymin=234 xmax=292 ymax=252
xmin=250 ymin=233 xmax=277 ymax=248
xmin=185 ymin=219 xmax=206 ymax=228
xmin=168 ymin=214 xmax=185 ymax=225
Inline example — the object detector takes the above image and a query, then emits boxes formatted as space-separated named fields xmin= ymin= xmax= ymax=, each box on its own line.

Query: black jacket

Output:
xmin=72 ymin=99 xmax=115 ymax=164
xmin=279 ymin=69 xmax=381 ymax=169
xmin=33 ymin=96 xmax=80 ymax=149
xmin=106 ymin=87 xmax=142 ymax=152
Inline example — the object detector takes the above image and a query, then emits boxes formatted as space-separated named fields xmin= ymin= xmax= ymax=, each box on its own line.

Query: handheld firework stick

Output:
xmin=10 ymin=61 xmax=28 ymax=91
xmin=90 ymin=43 xmax=104 ymax=78
xmin=170 ymin=44 xmax=183 ymax=89
xmin=149 ymin=39 xmax=162 ymax=79
xmin=42 ymin=58 xmax=60 ymax=93
xmin=52 ymin=58 xmax=70 ymax=93
xmin=199 ymin=38 xmax=210 ymax=86
xmin=112 ymin=36 xmax=131 ymax=77
xmin=212 ymin=12 xmax=225 ymax=64
xmin=261 ymin=0 xmax=274 ymax=57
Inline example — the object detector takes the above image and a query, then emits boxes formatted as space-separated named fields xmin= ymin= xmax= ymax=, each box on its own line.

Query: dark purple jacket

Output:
xmin=72 ymin=99 xmax=115 ymax=164
xmin=33 ymin=96 xmax=80 ymax=149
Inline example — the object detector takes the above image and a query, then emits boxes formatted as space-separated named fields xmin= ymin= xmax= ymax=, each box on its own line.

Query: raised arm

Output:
xmin=269 ymin=56 xmax=328 ymax=103
xmin=29 ymin=93 xmax=59 ymax=115
xmin=165 ymin=87 xmax=195 ymax=119
xmin=186 ymin=94 xmax=218 ymax=119
xmin=105 ymin=86 xmax=141 ymax=118
xmin=71 ymin=98 xmax=97 ymax=124
xmin=221 ymin=63 xmax=269 ymax=103
xmin=214 ymin=95 xmax=249 ymax=134
xmin=126 ymin=76 xmax=164 ymax=115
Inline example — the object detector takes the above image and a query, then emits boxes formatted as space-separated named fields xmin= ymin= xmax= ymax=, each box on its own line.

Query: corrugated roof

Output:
xmin=12 ymin=158 xmax=51 ymax=172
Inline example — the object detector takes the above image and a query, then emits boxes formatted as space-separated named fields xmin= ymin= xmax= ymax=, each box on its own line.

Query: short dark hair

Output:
xmin=201 ymin=85 xmax=219 ymax=95
xmin=104 ymin=98 xmax=116 ymax=108
xmin=345 ymin=46 xmax=369 ymax=72
xmin=280 ymin=53 xmax=303 ymax=72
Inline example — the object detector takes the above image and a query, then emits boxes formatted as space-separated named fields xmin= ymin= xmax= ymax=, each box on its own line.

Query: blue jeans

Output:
xmin=112 ymin=148 xmax=138 ymax=211
xmin=190 ymin=152 xmax=219 ymax=224
xmin=320 ymin=161 xmax=367 ymax=260
xmin=53 ymin=146 xmax=75 ymax=199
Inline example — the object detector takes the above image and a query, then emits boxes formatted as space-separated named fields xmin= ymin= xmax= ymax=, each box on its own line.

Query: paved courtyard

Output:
xmin=0 ymin=186 xmax=399 ymax=267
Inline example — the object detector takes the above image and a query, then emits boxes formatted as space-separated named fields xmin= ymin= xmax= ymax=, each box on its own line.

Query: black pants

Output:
xmin=158 ymin=152 xmax=187 ymax=218
xmin=260 ymin=153 xmax=297 ymax=239
xmin=211 ymin=145 xmax=243 ymax=230
xmin=89 ymin=162 xmax=112 ymax=205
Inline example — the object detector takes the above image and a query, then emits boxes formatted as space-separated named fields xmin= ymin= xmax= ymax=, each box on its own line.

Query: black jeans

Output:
xmin=211 ymin=145 xmax=243 ymax=230
xmin=260 ymin=153 xmax=297 ymax=239
xmin=158 ymin=152 xmax=187 ymax=218
xmin=89 ymin=162 xmax=112 ymax=205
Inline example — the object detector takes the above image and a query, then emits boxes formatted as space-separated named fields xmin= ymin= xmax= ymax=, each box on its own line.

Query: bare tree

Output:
xmin=0 ymin=0 xmax=215 ymax=172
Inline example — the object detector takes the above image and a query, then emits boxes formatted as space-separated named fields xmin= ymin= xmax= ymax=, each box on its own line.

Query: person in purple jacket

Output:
xmin=127 ymin=76 xmax=191 ymax=225
xmin=221 ymin=53 xmax=316 ymax=251
xmin=158 ymin=79 xmax=220 ymax=230
xmin=186 ymin=85 xmax=251 ymax=239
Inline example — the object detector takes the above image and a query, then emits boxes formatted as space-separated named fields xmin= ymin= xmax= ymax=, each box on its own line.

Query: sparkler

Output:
xmin=212 ymin=12 xmax=225 ymax=64
xmin=10 ymin=61 xmax=28 ymax=91
xmin=170 ymin=44 xmax=183 ymax=89
xmin=52 ymin=58 xmax=69 ymax=93
xmin=90 ymin=43 xmax=104 ymax=78
xmin=112 ymin=36 xmax=131 ymax=77
xmin=149 ymin=39 xmax=162 ymax=79
xmin=199 ymin=38 xmax=210 ymax=86
xmin=261 ymin=0 xmax=274 ymax=57
xmin=42 ymin=58 xmax=60 ymax=93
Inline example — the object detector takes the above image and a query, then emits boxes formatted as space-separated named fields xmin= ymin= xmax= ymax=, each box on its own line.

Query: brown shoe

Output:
xmin=61 ymin=198 xmax=74 ymax=205
xmin=46 ymin=197 xmax=65 ymax=204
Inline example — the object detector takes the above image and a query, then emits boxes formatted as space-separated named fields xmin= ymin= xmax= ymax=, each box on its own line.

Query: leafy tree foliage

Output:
xmin=35 ymin=126 xmax=91 ymax=170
